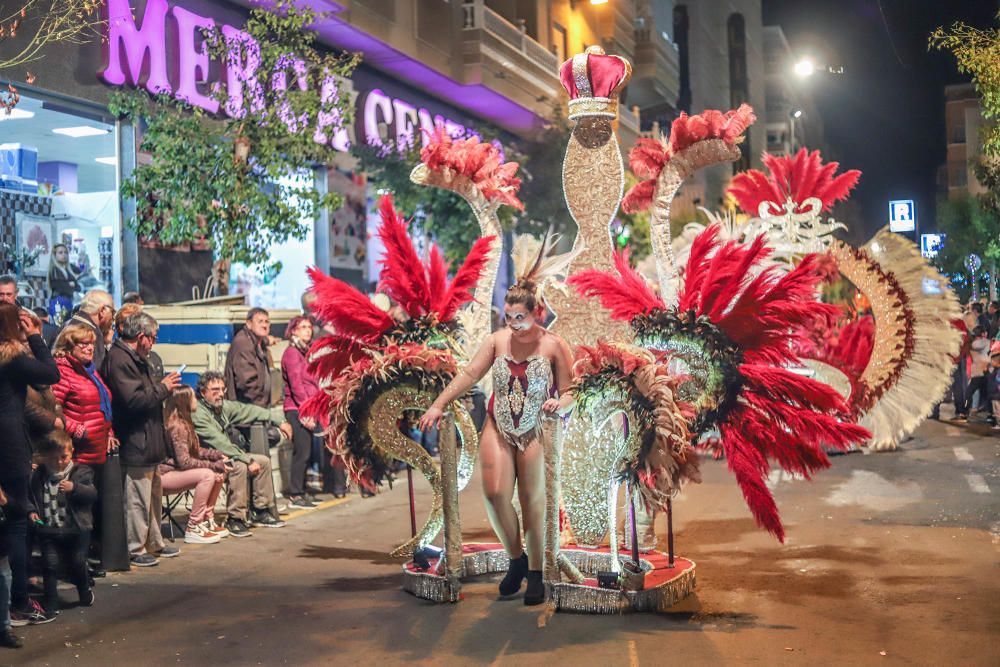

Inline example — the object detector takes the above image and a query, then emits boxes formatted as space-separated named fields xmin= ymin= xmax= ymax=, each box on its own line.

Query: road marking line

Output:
xmin=965 ymin=474 xmax=991 ymax=494
xmin=490 ymin=639 xmax=511 ymax=667
xmin=282 ymin=496 xmax=352 ymax=522
xmin=953 ymin=447 xmax=974 ymax=461
xmin=629 ymin=640 xmax=639 ymax=667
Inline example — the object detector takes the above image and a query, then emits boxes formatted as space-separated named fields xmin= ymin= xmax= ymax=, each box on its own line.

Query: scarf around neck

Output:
xmin=82 ymin=361 xmax=113 ymax=422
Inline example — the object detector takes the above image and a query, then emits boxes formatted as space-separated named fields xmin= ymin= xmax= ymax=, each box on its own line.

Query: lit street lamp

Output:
xmin=794 ymin=59 xmax=816 ymax=77
xmin=793 ymin=58 xmax=844 ymax=77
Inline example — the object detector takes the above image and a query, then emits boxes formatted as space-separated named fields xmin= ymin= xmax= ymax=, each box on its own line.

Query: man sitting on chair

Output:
xmin=191 ymin=372 xmax=293 ymax=537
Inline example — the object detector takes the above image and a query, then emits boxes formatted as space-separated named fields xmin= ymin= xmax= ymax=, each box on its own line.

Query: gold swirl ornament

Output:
xmin=562 ymin=387 xmax=642 ymax=558
xmin=365 ymin=386 xmax=479 ymax=557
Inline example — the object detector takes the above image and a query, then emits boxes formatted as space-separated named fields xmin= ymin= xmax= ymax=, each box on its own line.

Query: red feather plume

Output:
xmin=572 ymin=225 xmax=871 ymax=541
xmin=623 ymin=105 xmax=756 ymax=213
xmin=427 ymin=245 xmax=448 ymax=312
xmin=728 ymin=148 xmax=861 ymax=216
xmin=567 ymin=248 xmax=665 ymax=321
xmin=306 ymin=267 xmax=393 ymax=343
xmin=376 ymin=195 xmax=430 ymax=318
xmin=434 ymin=235 xmax=497 ymax=322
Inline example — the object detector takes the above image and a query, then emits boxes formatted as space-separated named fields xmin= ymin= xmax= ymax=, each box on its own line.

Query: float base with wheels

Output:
xmin=402 ymin=543 xmax=695 ymax=613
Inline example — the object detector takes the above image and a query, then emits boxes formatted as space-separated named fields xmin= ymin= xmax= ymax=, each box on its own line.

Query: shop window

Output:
xmin=228 ymin=170 xmax=319 ymax=310
xmin=0 ymin=92 xmax=120 ymax=319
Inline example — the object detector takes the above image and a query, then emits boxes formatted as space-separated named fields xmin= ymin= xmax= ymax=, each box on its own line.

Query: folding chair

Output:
xmin=162 ymin=490 xmax=192 ymax=541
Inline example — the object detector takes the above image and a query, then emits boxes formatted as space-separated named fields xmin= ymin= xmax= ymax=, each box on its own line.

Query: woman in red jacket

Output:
xmin=281 ymin=316 xmax=321 ymax=507
xmin=51 ymin=324 xmax=116 ymax=466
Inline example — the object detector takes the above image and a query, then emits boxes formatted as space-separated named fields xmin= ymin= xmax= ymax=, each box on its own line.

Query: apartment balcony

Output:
xmin=461 ymin=1 xmax=563 ymax=119
xmin=630 ymin=26 xmax=680 ymax=114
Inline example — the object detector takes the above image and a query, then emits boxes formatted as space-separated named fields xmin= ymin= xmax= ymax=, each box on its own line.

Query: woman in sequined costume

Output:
xmin=419 ymin=251 xmax=574 ymax=606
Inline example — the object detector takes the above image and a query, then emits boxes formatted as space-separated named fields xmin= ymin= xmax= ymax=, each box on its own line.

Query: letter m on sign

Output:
xmin=100 ymin=0 xmax=171 ymax=94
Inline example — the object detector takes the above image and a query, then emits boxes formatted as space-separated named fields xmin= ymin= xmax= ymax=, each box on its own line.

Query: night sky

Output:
xmin=762 ymin=0 xmax=997 ymax=240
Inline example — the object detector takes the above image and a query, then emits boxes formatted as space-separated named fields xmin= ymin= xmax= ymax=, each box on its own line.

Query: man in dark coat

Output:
xmin=224 ymin=308 xmax=273 ymax=408
xmin=101 ymin=311 xmax=180 ymax=567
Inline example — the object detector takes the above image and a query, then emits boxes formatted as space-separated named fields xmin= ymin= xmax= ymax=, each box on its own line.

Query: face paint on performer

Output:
xmin=504 ymin=303 xmax=535 ymax=334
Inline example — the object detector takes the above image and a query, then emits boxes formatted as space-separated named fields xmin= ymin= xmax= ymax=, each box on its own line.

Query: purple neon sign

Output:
xmin=99 ymin=0 xmax=481 ymax=152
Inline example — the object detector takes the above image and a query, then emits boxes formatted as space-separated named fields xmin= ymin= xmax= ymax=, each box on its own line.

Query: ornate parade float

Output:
xmin=303 ymin=46 xmax=961 ymax=613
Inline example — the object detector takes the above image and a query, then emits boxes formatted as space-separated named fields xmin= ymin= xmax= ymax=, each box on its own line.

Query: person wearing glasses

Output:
xmin=51 ymin=324 xmax=119 ymax=571
xmin=64 ymin=290 xmax=115 ymax=370
xmin=101 ymin=311 xmax=181 ymax=568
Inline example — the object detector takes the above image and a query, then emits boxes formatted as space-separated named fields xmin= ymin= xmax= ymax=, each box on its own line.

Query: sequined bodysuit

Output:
xmin=487 ymin=354 xmax=553 ymax=450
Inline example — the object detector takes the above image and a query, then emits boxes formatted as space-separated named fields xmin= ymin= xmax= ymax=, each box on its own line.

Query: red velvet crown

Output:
xmin=559 ymin=45 xmax=632 ymax=120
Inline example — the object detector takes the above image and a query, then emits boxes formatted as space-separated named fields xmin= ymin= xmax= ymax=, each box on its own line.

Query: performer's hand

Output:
xmin=418 ymin=406 xmax=444 ymax=431
xmin=542 ymin=398 xmax=561 ymax=414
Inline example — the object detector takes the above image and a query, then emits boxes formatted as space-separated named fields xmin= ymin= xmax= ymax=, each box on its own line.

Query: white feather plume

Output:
xmin=854 ymin=229 xmax=963 ymax=451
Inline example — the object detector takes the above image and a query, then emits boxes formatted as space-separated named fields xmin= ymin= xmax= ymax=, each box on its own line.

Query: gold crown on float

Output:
xmin=559 ymin=45 xmax=632 ymax=120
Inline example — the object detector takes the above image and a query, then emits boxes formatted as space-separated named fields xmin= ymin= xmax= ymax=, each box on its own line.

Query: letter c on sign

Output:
xmin=364 ymin=89 xmax=393 ymax=147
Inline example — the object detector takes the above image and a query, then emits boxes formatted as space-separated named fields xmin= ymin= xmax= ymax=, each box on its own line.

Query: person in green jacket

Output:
xmin=192 ymin=371 xmax=293 ymax=537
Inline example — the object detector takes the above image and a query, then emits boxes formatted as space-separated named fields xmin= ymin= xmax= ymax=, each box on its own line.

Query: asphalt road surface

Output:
xmin=7 ymin=418 xmax=999 ymax=666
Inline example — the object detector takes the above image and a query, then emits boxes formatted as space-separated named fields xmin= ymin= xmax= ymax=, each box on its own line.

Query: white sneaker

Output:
xmin=184 ymin=523 xmax=221 ymax=544
xmin=207 ymin=517 xmax=230 ymax=538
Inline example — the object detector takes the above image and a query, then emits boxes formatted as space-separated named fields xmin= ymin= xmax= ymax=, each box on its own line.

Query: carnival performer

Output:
xmin=419 ymin=238 xmax=575 ymax=605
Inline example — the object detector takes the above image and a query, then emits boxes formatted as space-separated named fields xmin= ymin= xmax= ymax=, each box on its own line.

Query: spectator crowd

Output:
xmin=0 ymin=280 xmax=345 ymax=650
xmin=2 ymin=272 xmax=997 ymax=652
xmin=932 ymin=298 xmax=1000 ymax=426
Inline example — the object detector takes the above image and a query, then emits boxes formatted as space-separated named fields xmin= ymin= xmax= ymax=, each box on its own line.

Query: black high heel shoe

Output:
xmin=523 ymin=570 xmax=545 ymax=606
xmin=498 ymin=552 xmax=528 ymax=597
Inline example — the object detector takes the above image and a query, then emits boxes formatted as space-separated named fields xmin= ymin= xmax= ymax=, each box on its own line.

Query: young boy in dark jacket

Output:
xmin=28 ymin=434 xmax=97 ymax=616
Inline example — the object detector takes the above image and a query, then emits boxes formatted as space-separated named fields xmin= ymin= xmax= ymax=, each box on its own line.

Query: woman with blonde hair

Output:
xmin=160 ymin=386 xmax=229 ymax=543
xmin=52 ymin=324 xmax=116 ymax=467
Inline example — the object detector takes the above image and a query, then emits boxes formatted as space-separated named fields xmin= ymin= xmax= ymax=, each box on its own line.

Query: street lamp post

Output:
xmin=789 ymin=108 xmax=803 ymax=154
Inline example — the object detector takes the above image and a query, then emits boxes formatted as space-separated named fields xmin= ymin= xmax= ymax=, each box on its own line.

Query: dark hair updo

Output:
xmin=505 ymin=280 xmax=542 ymax=315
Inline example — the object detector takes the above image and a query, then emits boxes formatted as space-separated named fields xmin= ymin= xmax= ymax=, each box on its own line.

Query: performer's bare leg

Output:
xmin=515 ymin=439 xmax=545 ymax=572
xmin=480 ymin=418 xmax=521 ymax=557
xmin=516 ymin=437 xmax=547 ymax=605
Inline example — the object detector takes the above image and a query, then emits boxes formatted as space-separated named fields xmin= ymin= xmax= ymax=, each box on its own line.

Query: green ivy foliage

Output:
xmin=108 ymin=0 xmax=359 ymax=272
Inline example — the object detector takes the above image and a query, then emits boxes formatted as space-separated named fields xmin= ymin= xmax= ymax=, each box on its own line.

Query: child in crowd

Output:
xmin=958 ymin=326 xmax=992 ymax=421
xmin=28 ymin=434 xmax=97 ymax=618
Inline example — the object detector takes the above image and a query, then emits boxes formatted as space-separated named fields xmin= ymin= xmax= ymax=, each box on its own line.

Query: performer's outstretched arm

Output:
xmin=419 ymin=335 xmax=496 ymax=430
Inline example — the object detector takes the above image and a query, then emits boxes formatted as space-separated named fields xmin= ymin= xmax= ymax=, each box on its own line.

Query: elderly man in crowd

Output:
xmin=224 ymin=308 xmax=274 ymax=408
xmin=0 ymin=275 xmax=18 ymax=306
xmin=192 ymin=371 xmax=292 ymax=537
xmin=66 ymin=290 xmax=115 ymax=370
xmin=102 ymin=311 xmax=181 ymax=567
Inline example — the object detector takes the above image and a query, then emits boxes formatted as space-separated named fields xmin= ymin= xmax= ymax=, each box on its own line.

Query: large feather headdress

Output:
xmin=509 ymin=231 xmax=583 ymax=308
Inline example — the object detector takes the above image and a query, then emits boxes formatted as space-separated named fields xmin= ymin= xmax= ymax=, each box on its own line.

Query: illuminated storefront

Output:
xmin=0 ymin=0 xmax=518 ymax=312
